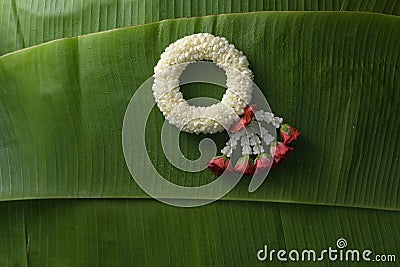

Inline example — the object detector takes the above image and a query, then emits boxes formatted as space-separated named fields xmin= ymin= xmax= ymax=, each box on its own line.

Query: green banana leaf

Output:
xmin=341 ymin=0 xmax=400 ymax=15
xmin=1 ymin=12 xmax=399 ymax=210
xmin=1 ymin=199 xmax=399 ymax=266
xmin=1 ymin=1 xmax=399 ymax=266
xmin=3 ymin=0 xmax=400 ymax=57
xmin=0 ymin=0 xmax=345 ymax=56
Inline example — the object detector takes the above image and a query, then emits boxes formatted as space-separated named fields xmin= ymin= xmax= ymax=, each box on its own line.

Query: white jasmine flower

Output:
xmin=253 ymin=144 xmax=264 ymax=154
xmin=262 ymin=133 xmax=274 ymax=145
xmin=258 ymin=124 xmax=274 ymax=145
xmin=271 ymin=116 xmax=283 ymax=128
xmin=249 ymin=134 xmax=261 ymax=146
xmin=255 ymin=111 xmax=274 ymax=123
xmin=242 ymin=144 xmax=252 ymax=155
xmin=221 ymin=145 xmax=233 ymax=157
xmin=227 ymin=139 xmax=237 ymax=148
xmin=240 ymin=135 xmax=249 ymax=146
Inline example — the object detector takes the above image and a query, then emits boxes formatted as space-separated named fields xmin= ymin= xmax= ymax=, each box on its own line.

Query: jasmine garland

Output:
xmin=152 ymin=33 xmax=254 ymax=134
xmin=150 ymin=32 xmax=300 ymax=177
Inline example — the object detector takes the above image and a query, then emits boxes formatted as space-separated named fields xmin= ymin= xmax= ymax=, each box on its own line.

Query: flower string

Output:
xmin=208 ymin=105 xmax=301 ymax=176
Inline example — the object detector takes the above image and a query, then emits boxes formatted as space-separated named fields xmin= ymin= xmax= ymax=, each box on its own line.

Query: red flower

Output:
xmin=208 ymin=156 xmax=231 ymax=176
xmin=234 ymin=155 xmax=255 ymax=176
xmin=229 ymin=104 xmax=257 ymax=134
xmin=254 ymin=153 xmax=272 ymax=174
xmin=280 ymin=124 xmax=301 ymax=144
xmin=243 ymin=104 xmax=257 ymax=124
xmin=271 ymin=142 xmax=294 ymax=167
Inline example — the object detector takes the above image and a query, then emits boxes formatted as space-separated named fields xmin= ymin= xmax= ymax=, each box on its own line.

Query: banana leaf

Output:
xmin=0 ymin=2 xmax=399 ymax=267
xmin=341 ymin=0 xmax=400 ymax=15
xmin=0 ymin=199 xmax=399 ymax=266
xmin=0 ymin=0 xmax=345 ymax=56
xmin=1 ymin=12 xmax=399 ymax=210
xmin=4 ymin=0 xmax=400 ymax=57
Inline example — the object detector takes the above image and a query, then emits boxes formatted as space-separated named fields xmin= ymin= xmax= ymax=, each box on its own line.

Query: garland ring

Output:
xmin=152 ymin=33 xmax=254 ymax=134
